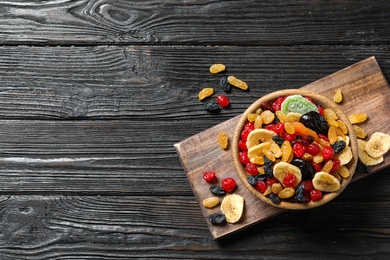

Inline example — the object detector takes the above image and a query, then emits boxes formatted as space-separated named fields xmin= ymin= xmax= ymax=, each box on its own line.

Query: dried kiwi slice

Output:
xmin=281 ymin=95 xmax=318 ymax=115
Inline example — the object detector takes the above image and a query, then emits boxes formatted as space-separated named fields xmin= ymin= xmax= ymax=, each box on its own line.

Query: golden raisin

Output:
xmin=302 ymin=152 xmax=314 ymax=161
xmin=321 ymin=160 xmax=334 ymax=173
xmin=275 ymin=111 xmax=288 ymax=123
xmin=353 ymin=125 xmax=367 ymax=139
xmin=324 ymin=108 xmax=338 ymax=121
xmin=227 ymin=76 xmax=248 ymax=90
xmin=209 ymin=64 xmax=226 ymax=74
xmin=218 ymin=131 xmax=229 ymax=150
xmin=333 ymin=89 xmax=343 ymax=103
xmin=278 ymin=187 xmax=295 ymax=199
xmin=313 ymin=153 xmax=324 ymax=164
xmin=247 ymin=113 xmax=258 ymax=122
xmin=202 ymin=197 xmax=220 ymax=208
xmin=337 ymin=120 xmax=348 ymax=134
xmin=328 ymin=126 xmax=338 ymax=145
xmin=281 ymin=141 xmax=292 ymax=162
xmin=260 ymin=110 xmax=275 ymax=124
xmin=271 ymin=183 xmax=283 ymax=195
xmin=284 ymin=122 xmax=295 ymax=134
xmin=254 ymin=115 xmax=263 ymax=129
xmin=198 ymin=88 xmax=214 ymax=100
xmin=348 ymin=113 xmax=368 ymax=124
xmin=337 ymin=165 xmax=350 ymax=178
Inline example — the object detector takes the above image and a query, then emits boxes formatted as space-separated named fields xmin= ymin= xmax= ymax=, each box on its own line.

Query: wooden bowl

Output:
xmin=232 ymin=89 xmax=358 ymax=210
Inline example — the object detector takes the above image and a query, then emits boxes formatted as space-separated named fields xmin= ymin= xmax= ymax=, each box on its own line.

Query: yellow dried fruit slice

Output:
xmin=218 ymin=131 xmax=229 ymax=150
xmin=273 ymin=162 xmax=302 ymax=188
xmin=352 ymin=125 xmax=367 ymax=139
xmin=365 ymin=132 xmax=390 ymax=158
xmin=333 ymin=89 xmax=343 ymax=103
xmin=227 ymin=76 xmax=248 ymax=90
xmin=334 ymin=146 xmax=353 ymax=165
xmin=248 ymin=142 xmax=270 ymax=164
xmin=348 ymin=113 xmax=368 ymax=124
xmin=202 ymin=197 xmax=220 ymax=208
xmin=220 ymin=193 xmax=244 ymax=223
xmin=198 ymin=88 xmax=214 ymax=100
xmin=246 ymin=129 xmax=276 ymax=149
xmin=358 ymin=139 xmax=383 ymax=166
xmin=312 ymin=172 xmax=340 ymax=192
xmin=209 ymin=64 xmax=226 ymax=74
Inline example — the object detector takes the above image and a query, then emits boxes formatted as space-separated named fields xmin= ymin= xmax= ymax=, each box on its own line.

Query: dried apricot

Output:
xmin=218 ymin=131 xmax=229 ymax=150
xmin=198 ymin=88 xmax=214 ymax=100
xmin=227 ymin=76 xmax=248 ymax=90
xmin=209 ymin=64 xmax=226 ymax=74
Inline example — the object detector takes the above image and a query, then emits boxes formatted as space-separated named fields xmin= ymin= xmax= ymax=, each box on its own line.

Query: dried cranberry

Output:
xmin=272 ymin=97 xmax=286 ymax=112
xmin=301 ymin=180 xmax=314 ymax=191
xmin=244 ymin=121 xmax=255 ymax=130
xmin=238 ymin=139 xmax=248 ymax=151
xmin=273 ymin=122 xmax=285 ymax=135
xmin=216 ymin=95 xmax=230 ymax=108
xmin=292 ymin=142 xmax=306 ymax=158
xmin=282 ymin=131 xmax=295 ymax=142
xmin=317 ymin=105 xmax=324 ymax=115
xmin=203 ymin=171 xmax=217 ymax=183
xmin=245 ymin=162 xmax=258 ymax=176
xmin=265 ymin=124 xmax=275 ymax=132
xmin=331 ymin=159 xmax=341 ymax=172
xmin=221 ymin=178 xmax=236 ymax=193
xmin=306 ymin=143 xmax=321 ymax=156
xmin=261 ymin=101 xmax=274 ymax=112
xmin=283 ymin=173 xmax=297 ymax=187
xmin=310 ymin=161 xmax=322 ymax=172
xmin=302 ymin=135 xmax=314 ymax=145
xmin=266 ymin=177 xmax=279 ymax=187
xmin=322 ymin=146 xmax=335 ymax=160
xmin=318 ymin=134 xmax=329 ymax=142
xmin=240 ymin=127 xmax=252 ymax=141
xmin=310 ymin=189 xmax=323 ymax=201
xmin=239 ymin=151 xmax=250 ymax=165
xmin=254 ymin=181 xmax=267 ymax=193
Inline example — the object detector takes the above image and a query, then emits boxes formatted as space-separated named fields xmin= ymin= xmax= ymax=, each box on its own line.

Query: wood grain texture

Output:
xmin=0 ymin=0 xmax=389 ymax=45
xmin=0 ymin=45 xmax=389 ymax=120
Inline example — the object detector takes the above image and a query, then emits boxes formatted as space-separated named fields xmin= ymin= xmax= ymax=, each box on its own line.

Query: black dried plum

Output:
xmin=299 ymin=111 xmax=329 ymax=135
xmin=220 ymin=76 xmax=232 ymax=93
xmin=209 ymin=185 xmax=226 ymax=195
xmin=291 ymin=158 xmax=315 ymax=180
xmin=268 ymin=193 xmax=281 ymax=204
xmin=208 ymin=213 xmax=226 ymax=225
xmin=204 ymin=102 xmax=221 ymax=113
xmin=331 ymin=140 xmax=346 ymax=153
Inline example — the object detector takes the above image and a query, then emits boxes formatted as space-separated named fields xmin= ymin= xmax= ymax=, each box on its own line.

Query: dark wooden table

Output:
xmin=0 ymin=1 xmax=389 ymax=259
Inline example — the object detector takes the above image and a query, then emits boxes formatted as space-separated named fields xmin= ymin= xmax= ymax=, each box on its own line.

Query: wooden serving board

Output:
xmin=174 ymin=56 xmax=390 ymax=240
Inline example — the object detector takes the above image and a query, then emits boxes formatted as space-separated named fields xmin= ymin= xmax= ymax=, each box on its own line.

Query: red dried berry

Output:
xmin=272 ymin=97 xmax=286 ymax=112
xmin=331 ymin=159 xmax=341 ymax=172
xmin=317 ymin=105 xmax=324 ymax=115
xmin=293 ymin=142 xmax=306 ymax=158
xmin=216 ymin=95 xmax=230 ymax=107
xmin=261 ymin=101 xmax=274 ymax=112
xmin=282 ymin=131 xmax=296 ymax=142
xmin=306 ymin=143 xmax=321 ymax=156
xmin=238 ymin=139 xmax=248 ymax=151
xmin=310 ymin=189 xmax=323 ymax=201
xmin=254 ymin=180 xmax=267 ymax=193
xmin=301 ymin=180 xmax=314 ymax=191
xmin=273 ymin=122 xmax=285 ymax=135
xmin=240 ymin=127 xmax=252 ymax=141
xmin=266 ymin=177 xmax=279 ymax=187
xmin=318 ymin=134 xmax=329 ymax=142
xmin=283 ymin=173 xmax=297 ymax=187
xmin=310 ymin=161 xmax=322 ymax=172
xmin=203 ymin=171 xmax=217 ymax=183
xmin=265 ymin=124 xmax=276 ymax=132
xmin=245 ymin=162 xmax=259 ymax=176
xmin=221 ymin=178 xmax=236 ymax=193
xmin=239 ymin=151 xmax=250 ymax=165
xmin=322 ymin=146 xmax=335 ymax=160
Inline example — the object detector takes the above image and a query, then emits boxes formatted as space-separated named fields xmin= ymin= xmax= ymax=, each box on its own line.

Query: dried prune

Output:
xmin=299 ymin=111 xmax=329 ymax=135
xmin=291 ymin=158 xmax=315 ymax=180
xmin=331 ymin=140 xmax=346 ymax=153
xmin=268 ymin=193 xmax=281 ymax=204
xmin=272 ymin=136 xmax=284 ymax=147
xmin=209 ymin=185 xmax=226 ymax=195
xmin=208 ymin=213 xmax=226 ymax=225
xmin=220 ymin=76 xmax=232 ymax=93
xmin=204 ymin=102 xmax=220 ymax=113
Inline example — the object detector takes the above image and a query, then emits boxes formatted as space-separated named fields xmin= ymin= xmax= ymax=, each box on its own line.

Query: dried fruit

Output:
xmin=333 ymin=89 xmax=343 ymax=103
xmin=310 ymin=189 xmax=323 ymax=201
xmin=216 ymin=95 xmax=230 ymax=107
xmin=331 ymin=140 xmax=346 ymax=154
xmin=283 ymin=173 xmax=298 ymax=187
xmin=246 ymin=129 xmax=276 ymax=149
xmin=209 ymin=64 xmax=226 ymax=74
xmin=221 ymin=178 xmax=237 ymax=193
xmin=357 ymin=139 xmax=383 ymax=166
xmin=348 ymin=113 xmax=368 ymax=124
xmin=202 ymin=197 xmax=220 ymax=208
xmin=268 ymin=193 xmax=281 ymax=204
xmin=260 ymin=110 xmax=275 ymax=124
xmin=209 ymin=185 xmax=226 ymax=195
xmin=198 ymin=88 xmax=214 ymax=100
xmin=291 ymin=158 xmax=315 ymax=180
xmin=271 ymin=183 xmax=283 ymax=194
xmin=204 ymin=102 xmax=220 ymax=113
xmin=352 ymin=125 xmax=367 ymax=139
xmin=281 ymin=140 xmax=293 ymax=162
xmin=365 ymin=132 xmax=390 ymax=158
xmin=273 ymin=162 xmax=302 ymax=188
xmin=208 ymin=213 xmax=226 ymax=225
xmin=299 ymin=111 xmax=329 ymax=136
xmin=281 ymin=95 xmax=318 ymax=115
xmin=312 ymin=172 xmax=340 ymax=192
xmin=220 ymin=194 xmax=244 ymax=223
xmin=203 ymin=171 xmax=217 ymax=183
xmin=218 ymin=131 xmax=229 ymax=150
xmin=219 ymin=76 xmax=232 ymax=92
xmin=337 ymin=165 xmax=350 ymax=178
xmin=227 ymin=75 xmax=248 ymax=90
xmin=278 ymin=187 xmax=295 ymax=199
xmin=333 ymin=145 xmax=353 ymax=165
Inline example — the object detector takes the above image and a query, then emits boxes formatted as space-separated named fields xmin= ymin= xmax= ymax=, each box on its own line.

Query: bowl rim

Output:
xmin=232 ymin=89 xmax=358 ymax=210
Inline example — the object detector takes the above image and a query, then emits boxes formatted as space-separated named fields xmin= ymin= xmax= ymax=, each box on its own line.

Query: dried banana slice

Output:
xmin=365 ymin=132 xmax=390 ymax=158
xmin=312 ymin=172 xmax=340 ymax=192
xmin=246 ymin=129 xmax=276 ymax=149
xmin=358 ymin=139 xmax=384 ymax=166
xmin=220 ymin=193 xmax=244 ymax=223
xmin=334 ymin=146 xmax=353 ymax=166
xmin=273 ymin=162 xmax=302 ymax=188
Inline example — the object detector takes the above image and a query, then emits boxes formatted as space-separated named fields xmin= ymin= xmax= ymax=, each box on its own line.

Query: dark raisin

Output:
xmin=268 ymin=193 xmax=281 ymax=204
xmin=208 ymin=213 xmax=226 ymax=225
xmin=209 ymin=185 xmax=226 ymax=195
xmin=294 ymin=184 xmax=306 ymax=203
xmin=272 ymin=136 xmax=284 ymax=147
xmin=300 ymin=111 xmax=329 ymax=135
xmin=255 ymin=174 xmax=267 ymax=182
xmin=247 ymin=176 xmax=257 ymax=186
xmin=204 ymin=102 xmax=221 ymax=113
xmin=264 ymin=155 xmax=273 ymax=166
xmin=356 ymin=159 xmax=370 ymax=174
xmin=291 ymin=158 xmax=315 ymax=180
xmin=220 ymin=76 xmax=232 ymax=93
xmin=331 ymin=140 xmax=346 ymax=154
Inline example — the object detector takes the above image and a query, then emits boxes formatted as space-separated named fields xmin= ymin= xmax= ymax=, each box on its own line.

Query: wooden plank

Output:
xmin=0 ymin=1 xmax=389 ymax=45
xmin=175 ymin=57 xmax=390 ymax=239
xmin=0 ymin=45 xmax=389 ymax=120
xmin=0 ymin=189 xmax=388 ymax=259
